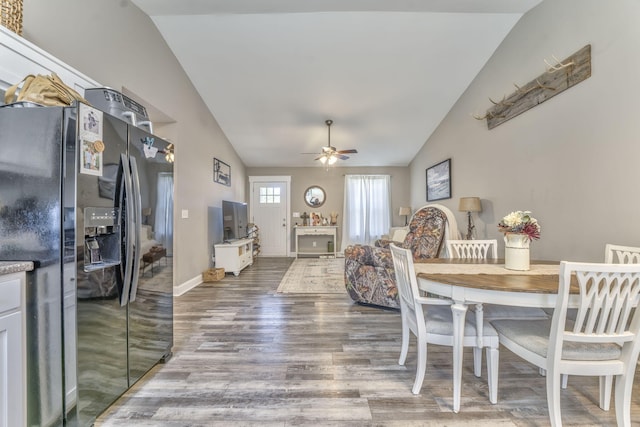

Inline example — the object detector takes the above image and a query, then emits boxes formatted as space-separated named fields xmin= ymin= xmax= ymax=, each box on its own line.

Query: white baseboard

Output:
xmin=174 ymin=274 xmax=203 ymax=296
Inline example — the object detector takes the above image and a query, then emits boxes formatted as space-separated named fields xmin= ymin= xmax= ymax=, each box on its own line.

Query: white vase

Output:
xmin=504 ymin=233 xmax=530 ymax=271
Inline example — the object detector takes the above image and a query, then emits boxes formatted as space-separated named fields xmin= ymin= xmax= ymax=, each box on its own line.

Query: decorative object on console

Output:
xmin=329 ymin=211 xmax=338 ymax=226
xmin=498 ymin=210 xmax=541 ymax=271
xmin=300 ymin=212 xmax=309 ymax=226
xmin=213 ymin=158 xmax=230 ymax=186
xmin=399 ymin=207 xmax=411 ymax=226
xmin=426 ymin=158 xmax=451 ymax=201
xmin=311 ymin=212 xmax=322 ymax=226
xmin=458 ymin=197 xmax=481 ymax=240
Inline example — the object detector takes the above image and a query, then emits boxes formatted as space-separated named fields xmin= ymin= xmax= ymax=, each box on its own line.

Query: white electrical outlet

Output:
xmin=312 ymin=241 xmax=317 ymax=247
xmin=181 ymin=209 xmax=189 ymax=219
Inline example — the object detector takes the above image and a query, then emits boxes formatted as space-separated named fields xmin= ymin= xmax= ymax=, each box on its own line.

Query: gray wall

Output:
xmin=21 ymin=0 xmax=637 ymax=275
xmin=410 ymin=0 xmax=640 ymax=262
xmin=246 ymin=166 xmax=411 ymax=252
xmin=22 ymin=0 xmax=247 ymax=286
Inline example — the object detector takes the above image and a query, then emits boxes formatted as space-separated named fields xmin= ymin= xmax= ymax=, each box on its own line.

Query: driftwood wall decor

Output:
xmin=476 ymin=44 xmax=591 ymax=129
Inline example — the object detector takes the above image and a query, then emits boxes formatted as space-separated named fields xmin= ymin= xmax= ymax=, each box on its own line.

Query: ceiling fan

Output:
xmin=306 ymin=119 xmax=357 ymax=165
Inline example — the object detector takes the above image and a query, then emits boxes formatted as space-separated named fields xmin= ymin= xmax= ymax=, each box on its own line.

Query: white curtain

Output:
xmin=154 ymin=172 xmax=174 ymax=255
xmin=341 ymin=174 xmax=391 ymax=248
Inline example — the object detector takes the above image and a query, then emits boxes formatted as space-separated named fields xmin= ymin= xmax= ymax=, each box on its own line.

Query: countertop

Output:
xmin=0 ymin=261 xmax=34 ymax=275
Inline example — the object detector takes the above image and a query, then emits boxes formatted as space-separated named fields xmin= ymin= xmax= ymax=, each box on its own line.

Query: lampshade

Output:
xmin=458 ymin=197 xmax=482 ymax=212
xmin=398 ymin=207 xmax=411 ymax=216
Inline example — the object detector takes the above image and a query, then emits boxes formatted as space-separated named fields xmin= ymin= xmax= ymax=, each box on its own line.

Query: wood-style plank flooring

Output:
xmin=96 ymin=257 xmax=640 ymax=426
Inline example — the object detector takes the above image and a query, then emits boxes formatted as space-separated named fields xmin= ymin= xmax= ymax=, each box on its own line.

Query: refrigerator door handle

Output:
xmin=138 ymin=120 xmax=153 ymax=134
xmin=120 ymin=153 xmax=135 ymax=307
xmin=121 ymin=111 xmax=137 ymax=127
xmin=128 ymin=156 xmax=143 ymax=302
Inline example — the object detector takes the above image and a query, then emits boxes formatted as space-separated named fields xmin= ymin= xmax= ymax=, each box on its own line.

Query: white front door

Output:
xmin=250 ymin=176 xmax=290 ymax=256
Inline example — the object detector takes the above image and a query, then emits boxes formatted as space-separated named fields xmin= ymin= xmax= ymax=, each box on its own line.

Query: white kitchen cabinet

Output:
xmin=215 ymin=238 xmax=254 ymax=276
xmin=0 ymin=26 xmax=99 ymax=98
xmin=0 ymin=271 xmax=26 ymax=427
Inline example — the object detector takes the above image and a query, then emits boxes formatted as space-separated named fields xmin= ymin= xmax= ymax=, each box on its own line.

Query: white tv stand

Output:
xmin=214 ymin=238 xmax=254 ymax=276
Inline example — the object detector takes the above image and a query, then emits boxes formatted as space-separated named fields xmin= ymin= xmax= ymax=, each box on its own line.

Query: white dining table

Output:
xmin=413 ymin=258 xmax=577 ymax=413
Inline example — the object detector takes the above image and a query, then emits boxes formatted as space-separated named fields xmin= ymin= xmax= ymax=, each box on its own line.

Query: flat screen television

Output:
xmin=222 ymin=200 xmax=249 ymax=241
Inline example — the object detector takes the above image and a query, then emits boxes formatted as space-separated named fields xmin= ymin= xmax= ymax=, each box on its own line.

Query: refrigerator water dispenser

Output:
xmin=83 ymin=207 xmax=121 ymax=272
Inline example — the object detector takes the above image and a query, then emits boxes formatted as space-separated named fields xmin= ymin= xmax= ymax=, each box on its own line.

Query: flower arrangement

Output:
xmin=497 ymin=210 xmax=541 ymax=241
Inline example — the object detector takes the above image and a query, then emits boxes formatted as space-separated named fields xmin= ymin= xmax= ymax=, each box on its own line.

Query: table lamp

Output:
xmin=142 ymin=208 xmax=152 ymax=224
xmin=458 ymin=197 xmax=481 ymax=240
xmin=399 ymin=207 xmax=411 ymax=226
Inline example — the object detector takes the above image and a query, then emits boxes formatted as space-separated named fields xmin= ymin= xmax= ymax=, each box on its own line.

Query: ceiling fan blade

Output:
xmin=336 ymin=149 xmax=358 ymax=154
xmin=314 ymin=155 xmax=325 ymax=161
xmin=336 ymin=154 xmax=349 ymax=160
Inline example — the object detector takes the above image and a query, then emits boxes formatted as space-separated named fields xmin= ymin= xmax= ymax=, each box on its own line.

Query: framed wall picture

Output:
xmin=214 ymin=158 xmax=231 ymax=186
xmin=426 ymin=158 xmax=451 ymax=201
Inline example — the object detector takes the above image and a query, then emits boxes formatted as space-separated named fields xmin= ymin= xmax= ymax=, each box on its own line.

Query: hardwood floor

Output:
xmin=97 ymin=257 xmax=640 ymax=426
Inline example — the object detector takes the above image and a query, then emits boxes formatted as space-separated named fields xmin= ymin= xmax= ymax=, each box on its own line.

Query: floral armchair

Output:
xmin=344 ymin=204 xmax=459 ymax=309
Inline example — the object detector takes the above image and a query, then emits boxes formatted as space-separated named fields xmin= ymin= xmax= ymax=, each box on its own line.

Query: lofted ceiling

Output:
xmin=131 ymin=0 xmax=541 ymax=168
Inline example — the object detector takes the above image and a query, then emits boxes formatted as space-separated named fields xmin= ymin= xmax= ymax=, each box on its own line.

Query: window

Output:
xmin=155 ymin=172 xmax=174 ymax=255
xmin=341 ymin=175 xmax=391 ymax=247
xmin=259 ymin=186 xmax=281 ymax=204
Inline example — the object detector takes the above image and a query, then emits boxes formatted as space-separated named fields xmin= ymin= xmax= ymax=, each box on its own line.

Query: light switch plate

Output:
xmin=181 ymin=209 xmax=189 ymax=219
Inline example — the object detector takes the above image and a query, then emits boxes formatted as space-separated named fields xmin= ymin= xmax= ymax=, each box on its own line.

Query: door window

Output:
xmin=259 ymin=186 xmax=281 ymax=204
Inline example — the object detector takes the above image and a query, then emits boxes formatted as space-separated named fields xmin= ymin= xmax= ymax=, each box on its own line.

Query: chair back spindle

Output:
xmin=447 ymin=239 xmax=498 ymax=259
xmin=568 ymin=268 xmax=640 ymax=342
xmin=605 ymin=244 xmax=640 ymax=264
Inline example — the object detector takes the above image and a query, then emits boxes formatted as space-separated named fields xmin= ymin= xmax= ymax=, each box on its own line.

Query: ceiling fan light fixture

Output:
xmin=310 ymin=119 xmax=357 ymax=166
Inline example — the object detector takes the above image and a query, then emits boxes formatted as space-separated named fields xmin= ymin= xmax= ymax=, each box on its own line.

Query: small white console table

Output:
xmin=215 ymin=238 xmax=254 ymax=276
xmin=294 ymin=226 xmax=338 ymax=258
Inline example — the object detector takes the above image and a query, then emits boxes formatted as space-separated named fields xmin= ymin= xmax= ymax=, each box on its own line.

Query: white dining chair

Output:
xmin=389 ymin=243 xmax=500 ymax=413
xmin=446 ymin=239 xmax=548 ymax=377
xmin=447 ymin=239 xmax=497 ymax=259
xmin=606 ymin=243 xmax=640 ymax=264
xmin=491 ymin=261 xmax=640 ymax=427
xmin=560 ymin=244 xmax=640 ymax=410
xmin=598 ymin=244 xmax=640 ymax=410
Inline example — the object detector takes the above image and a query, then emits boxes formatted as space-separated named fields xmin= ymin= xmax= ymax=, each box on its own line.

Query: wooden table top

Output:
xmin=415 ymin=258 xmax=579 ymax=294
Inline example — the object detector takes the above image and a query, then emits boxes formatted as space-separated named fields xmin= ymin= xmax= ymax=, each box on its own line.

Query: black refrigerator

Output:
xmin=0 ymin=100 xmax=174 ymax=426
